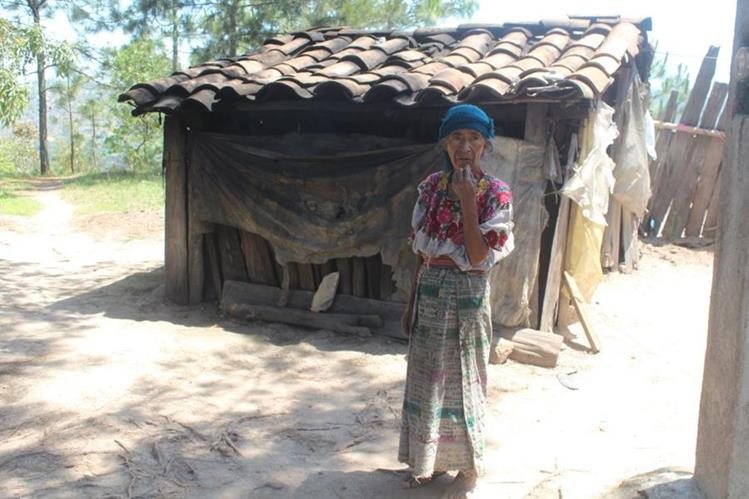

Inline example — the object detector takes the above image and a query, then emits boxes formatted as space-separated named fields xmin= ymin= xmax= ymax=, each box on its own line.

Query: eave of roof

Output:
xmin=120 ymin=16 xmax=651 ymax=116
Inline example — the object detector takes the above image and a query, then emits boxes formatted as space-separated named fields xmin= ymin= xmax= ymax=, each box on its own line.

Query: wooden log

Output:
xmin=652 ymin=121 xmax=727 ymax=140
xmin=204 ymin=232 xmax=223 ymax=299
xmin=239 ymin=231 xmax=278 ymax=286
xmin=352 ymin=257 xmax=366 ymax=297
xmin=563 ymin=271 xmax=601 ymax=353
xmin=164 ymin=115 xmax=189 ymax=304
xmin=215 ymin=225 xmax=249 ymax=283
xmin=540 ymin=196 xmax=570 ymax=332
xmin=336 ymin=258 xmax=353 ymax=295
xmin=491 ymin=328 xmax=564 ymax=368
xmin=222 ymin=302 xmax=372 ymax=337
xmin=221 ymin=280 xmax=405 ymax=339
xmin=663 ymin=81 xmax=729 ymax=238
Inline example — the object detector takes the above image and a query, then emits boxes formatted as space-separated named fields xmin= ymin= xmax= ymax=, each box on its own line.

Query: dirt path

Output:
xmin=0 ymin=184 xmax=713 ymax=498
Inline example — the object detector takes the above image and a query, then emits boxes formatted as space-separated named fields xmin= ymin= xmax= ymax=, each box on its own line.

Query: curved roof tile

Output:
xmin=120 ymin=16 xmax=650 ymax=114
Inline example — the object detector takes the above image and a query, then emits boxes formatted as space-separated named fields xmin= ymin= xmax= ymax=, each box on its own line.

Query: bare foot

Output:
xmin=402 ymin=471 xmax=447 ymax=489
xmin=441 ymin=470 xmax=478 ymax=499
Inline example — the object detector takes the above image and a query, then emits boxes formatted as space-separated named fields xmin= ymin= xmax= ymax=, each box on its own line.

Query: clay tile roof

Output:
xmin=120 ymin=16 xmax=650 ymax=114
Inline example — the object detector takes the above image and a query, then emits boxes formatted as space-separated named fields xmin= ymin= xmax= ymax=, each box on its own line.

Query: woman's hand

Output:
xmin=450 ymin=166 xmax=477 ymax=206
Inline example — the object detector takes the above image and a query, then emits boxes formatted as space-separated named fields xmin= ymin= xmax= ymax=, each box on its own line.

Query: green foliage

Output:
xmin=0 ymin=17 xmax=75 ymax=127
xmin=649 ymin=42 xmax=691 ymax=120
xmin=0 ymin=177 xmax=42 ymax=216
xmin=0 ymin=122 xmax=40 ymax=175
xmin=60 ymin=171 xmax=164 ymax=214
xmin=103 ymin=38 xmax=171 ymax=172
xmin=192 ymin=0 xmax=478 ymax=60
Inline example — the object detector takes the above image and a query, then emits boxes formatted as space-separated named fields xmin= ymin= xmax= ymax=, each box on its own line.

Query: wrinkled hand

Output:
xmin=450 ymin=166 xmax=477 ymax=205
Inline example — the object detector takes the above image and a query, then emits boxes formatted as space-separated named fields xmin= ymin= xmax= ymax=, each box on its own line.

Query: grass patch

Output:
xmin=61 ymin=171 xmax=164 ymax=215
xmin=0 ymin=177 xmax=42 ymax=216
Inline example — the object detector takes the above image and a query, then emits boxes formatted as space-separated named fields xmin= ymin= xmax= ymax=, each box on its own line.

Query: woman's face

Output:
xmin=445 ymin=128 xmax=486 ymax=173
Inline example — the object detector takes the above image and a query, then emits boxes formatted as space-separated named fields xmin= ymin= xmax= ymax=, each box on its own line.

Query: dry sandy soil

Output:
xmin=0 ymin=182 xmax=714 ymax=498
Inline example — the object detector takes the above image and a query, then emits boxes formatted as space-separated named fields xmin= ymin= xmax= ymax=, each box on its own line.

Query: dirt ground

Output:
xmin=0 ymin=183 xmax=714 ymax=498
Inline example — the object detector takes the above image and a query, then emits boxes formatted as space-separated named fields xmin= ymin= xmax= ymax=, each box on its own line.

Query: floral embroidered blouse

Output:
xmin=411 ymin=170 xmax=514 ymax=272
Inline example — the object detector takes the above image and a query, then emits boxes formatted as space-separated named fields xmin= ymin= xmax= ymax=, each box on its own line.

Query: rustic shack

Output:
xmin=119 ymin=16 xmax=653 ymax=336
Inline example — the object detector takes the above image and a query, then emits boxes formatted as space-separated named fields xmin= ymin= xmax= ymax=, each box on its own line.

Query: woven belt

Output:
xmin=420 ymin=254 xmax=487 ymax=275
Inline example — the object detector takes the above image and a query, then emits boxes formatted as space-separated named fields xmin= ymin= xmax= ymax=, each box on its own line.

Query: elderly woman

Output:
xmin=399 ymin=104 xmax=514 ymax=497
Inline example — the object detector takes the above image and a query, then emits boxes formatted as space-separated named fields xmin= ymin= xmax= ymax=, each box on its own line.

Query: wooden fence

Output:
xmin=644 ymin=46 xmax=728 ymax=240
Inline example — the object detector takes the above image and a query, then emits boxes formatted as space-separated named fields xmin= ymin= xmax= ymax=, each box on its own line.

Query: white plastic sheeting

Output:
xmin=560 ymin=102 xmax=619 ymax=225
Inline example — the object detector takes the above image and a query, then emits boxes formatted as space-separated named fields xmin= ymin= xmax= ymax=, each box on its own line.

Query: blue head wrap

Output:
xmin=438 ymin=103 xmax=495 ymax=140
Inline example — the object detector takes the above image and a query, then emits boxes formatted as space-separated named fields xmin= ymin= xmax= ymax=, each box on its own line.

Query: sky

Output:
xmin=40 ymin=0 xmax=737 ymax=83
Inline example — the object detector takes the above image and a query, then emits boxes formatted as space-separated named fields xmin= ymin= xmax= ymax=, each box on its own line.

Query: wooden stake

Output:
xmin=563 ymin=271 xmax=601 ymax=353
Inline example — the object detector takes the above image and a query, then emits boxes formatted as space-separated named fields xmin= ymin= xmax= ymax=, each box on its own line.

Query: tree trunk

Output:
xmin=170 ymin=1 xmax=179 ymax=71
xmin=67 ymin=77 xmax=74 ymax=174
xmin=30 ymin=2 xmax=50 ymax=176
xmin=91 ymin=112 xmax=97 ymax=170
xmin=228 ymin=0 xmax=238 ymax=57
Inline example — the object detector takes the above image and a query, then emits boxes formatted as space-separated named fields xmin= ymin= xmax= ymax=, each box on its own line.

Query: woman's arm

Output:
xmin=452 ymin=169 xmax=489 ymax=266
xmin=460 ymin=198 xmax=490 ymax=266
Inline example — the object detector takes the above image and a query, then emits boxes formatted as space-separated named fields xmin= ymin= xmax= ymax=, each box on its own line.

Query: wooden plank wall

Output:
xmin=645 ymin=46 xmax=728 ymax=240
xmin=202 ymin=224 xmax=398 ymax=302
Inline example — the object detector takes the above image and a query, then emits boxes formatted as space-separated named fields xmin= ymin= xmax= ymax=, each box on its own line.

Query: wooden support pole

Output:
xmin=164 ymin=115 xmax=189 ymax=304
xmin=563 ymin=271 xmax=600 ymax=353
xmin=540 ymin=196 xmax=570 ymax=332
xmin=653 ymin=121 xmax=727 ymax=140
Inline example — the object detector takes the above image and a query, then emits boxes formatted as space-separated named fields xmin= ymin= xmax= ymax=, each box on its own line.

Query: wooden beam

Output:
xmin=652 ymin=121 xmax=727 ymax=140
xmin=221 ymin=280 xmax=407 ymax=340
xmin=563 ymin=271 xmax=600 ymax=353
xmin=164 ymin=115 xmax=189 ymax=304
xmin=540 ymin=196 xmax=570 ymax=332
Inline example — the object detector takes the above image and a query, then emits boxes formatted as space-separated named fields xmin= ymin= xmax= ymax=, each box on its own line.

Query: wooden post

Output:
xmin=187 ymin=153 xmax=204 ymax=304
xmin=524 ymin=102 xmax=548 ymax=328
xmin=164 ymin=115 xmax=189 ymax=304
xmin=601 ymin=200 xmax=622 ymax=269
xmin=563 ymin=271 xmax=600 ymax=353
xmin=539 ymin=196 xmax=570 ymax=332
xmin=695 ymin=61 xmax=749 ymax=498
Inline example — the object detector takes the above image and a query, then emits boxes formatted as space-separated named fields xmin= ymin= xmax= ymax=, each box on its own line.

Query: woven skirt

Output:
xmin=398 ymin=265 xmax=492 ymax=476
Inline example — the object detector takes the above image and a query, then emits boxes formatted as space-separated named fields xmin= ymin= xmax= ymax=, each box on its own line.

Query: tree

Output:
xmin=0 ymin=8 xmax=73 ymax=175
xmin=192 ymin=0 xmax=478 ymax=60
xmin=103 ymin=37 xmax=171 ymax=172
xmin=649 ymin=42 xmax=691 ymax=120
xmin=50 ymin=72 xmax=85 ymax=173
xmin=79 ymin=97 xmax=106 ymax=171
xmin=106 ymin=0 xmax=195 ymax=71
